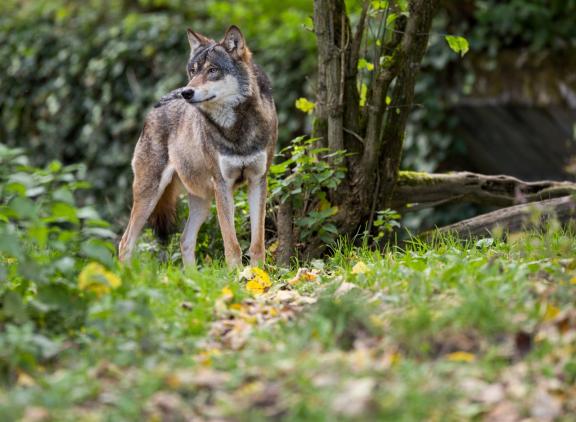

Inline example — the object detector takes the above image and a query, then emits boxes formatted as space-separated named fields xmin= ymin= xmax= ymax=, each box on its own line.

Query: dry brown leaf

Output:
xmin=485 ymin=401 xmax=521 ymax=422
xmin=530 ymin=388 xmax=562 ymax=421
xmin=288 ymin=268 xmax=319 ymax=285
xmin=332 ymin=377 xmax=376 ymax=417
xmin=335 ymin=282 xmax=358 ymax=297
xmin=21 ymin=407 xmax=50 ymax=422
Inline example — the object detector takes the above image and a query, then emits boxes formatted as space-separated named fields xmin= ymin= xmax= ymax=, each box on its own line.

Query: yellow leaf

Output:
xmin=229 ymin=303 xmax=243 ymax=311
xmin=246 ymin=279 xmax=267 ymax=296
xmin=446 ymin=351 xmax=476 ymax=362
xmin=165 ymin=373 xmax=182 ymax=390
xmin=221 ymin=286 xmax=234 ymax=301
xmin=390 ymin=352 xmax=401 ymax=365
xmin=295 ymin=97 xmax=316 ymax=114
xmin=351 ymin=261 xmax=369 ymax=274
xmin=244 ymin=267 xmax=272 ymax=296
xmin=78 ymin=262 xmax=121 ymax=297
xmin=251 ymin=267 xmax=271 ymax=287
xmin=544 ymin=304 xmax=560 ymax=321
xmin=269 ymin=240 xmax=279 ymax=253
xmin=318 ymin=196 xmax=331 ymax=212
xmin=570 ymin=276 xmax=576 ymax=285
xmin=17 ymin=371 xmax=36 ymax=387
xmin=359 ymin=82 xmax=368 ymax=107
xmin=288 ymin=268 xmax=319 ymax=285
xmin=2 ymin=256 xmax=17 ymax=265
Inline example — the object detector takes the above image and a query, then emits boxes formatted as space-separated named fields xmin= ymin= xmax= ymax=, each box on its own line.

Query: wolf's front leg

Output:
xmin=248 ymin=176 xmax=267 ymax=266
xmin=214 ymin=179 xmax=242 ymax=268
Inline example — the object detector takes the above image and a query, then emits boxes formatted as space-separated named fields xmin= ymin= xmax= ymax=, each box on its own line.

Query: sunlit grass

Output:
xmin=2 ymin=227 xmax=576 ymax=420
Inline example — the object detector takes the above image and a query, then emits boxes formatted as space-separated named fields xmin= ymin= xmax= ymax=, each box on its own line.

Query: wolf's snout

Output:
xmin=181 ymin=88 xmax=195 ymax=100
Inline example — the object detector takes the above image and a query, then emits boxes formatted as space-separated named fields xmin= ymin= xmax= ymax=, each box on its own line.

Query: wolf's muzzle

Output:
xmin=181 ymin=88 xmax=195 ymax=100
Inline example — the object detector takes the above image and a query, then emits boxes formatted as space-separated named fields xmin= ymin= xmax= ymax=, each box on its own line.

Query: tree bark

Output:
xmin=377 ymin=0 xmax=439 ymax=207
xmin=428 ymin=196 xmax=576 ymax=239
xmin=276 ymin=200 xmax=294 ymax=267
xmin=392 ymin=171 xmax=576 ymax=210
xmin=313 ymin=0 xmax=347 ymax=152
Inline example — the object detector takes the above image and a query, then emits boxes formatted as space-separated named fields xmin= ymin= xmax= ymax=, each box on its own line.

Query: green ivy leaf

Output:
xmin=358 ymin=58 xmax=374 ymax=71
xmin=3 ymin=291 xmax=27 ymax=323
xmin=445 ymin=35 xmax=469 ymax=57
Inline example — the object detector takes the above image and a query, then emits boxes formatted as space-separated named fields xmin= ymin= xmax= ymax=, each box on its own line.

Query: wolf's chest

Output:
xmin=217 ymin=150 xmax=267 ymax=184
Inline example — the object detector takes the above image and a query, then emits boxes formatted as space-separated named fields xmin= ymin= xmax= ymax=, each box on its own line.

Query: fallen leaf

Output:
xmin=485 ymin=401 xmax=520 ymax=422
xmin=544 ymin=304 xmax=561 ymax=321
xmin=221 ymin=286 xmax=234 ymax=301
xmin=21 ymin=407 xmax=50 ymax=422
xmin=145 ymin=392 xmax=190 ymax=421
xmin=78 ymin=262 xmax=121 ymax=297
xmin=169 ymin=368 xmax=230 ymax=390
xmin=288 ymin=268 xmax=319 ymax=285
xmin=531 ymin=388 xmax=562 ymax=421
xmin=446 ymin=351 xmax=476 ymax=362
xmin=351 ymin=261 xmax=369 ymax=274
xmin=17 ymin=371 xmax=36 ymax=387
xmin=332 ymin=378 xmax=376 ymax=417
xmin=243 ymin=267 xmax=272 ymax=296
xmin=335 ymin=282 xmax=358 ymax=297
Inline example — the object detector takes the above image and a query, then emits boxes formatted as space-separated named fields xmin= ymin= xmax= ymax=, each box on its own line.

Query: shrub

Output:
xmin=0 ymin=144 xmax=118 ymax=375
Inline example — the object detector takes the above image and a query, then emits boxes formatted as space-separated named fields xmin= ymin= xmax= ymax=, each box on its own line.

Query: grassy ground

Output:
xmin=2 ymin=228 xmax=576 ymax=421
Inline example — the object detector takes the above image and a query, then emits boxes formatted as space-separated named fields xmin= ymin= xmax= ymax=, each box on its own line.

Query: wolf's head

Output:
xmin=180 ymin=26 xmax=254 ymax=112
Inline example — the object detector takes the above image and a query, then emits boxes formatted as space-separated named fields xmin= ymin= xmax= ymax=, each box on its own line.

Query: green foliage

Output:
xmin=270 ymin=137 xmax=346 ymax=245
xmin=444 ymin=35 xmax=470 ymax=57
xmin=472 ymin=0 xmax=576 ymax=51
xmin=372 ymin=208 xmax=401 ymax=237
xmin=0 ymin=144 xmax=117 ymax=375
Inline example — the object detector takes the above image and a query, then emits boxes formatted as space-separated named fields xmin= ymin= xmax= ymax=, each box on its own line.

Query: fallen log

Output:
xmin=427 ymin=196 xmax=576 ymax=239
xmin=392 ymin=171 xmax=576 ymax=210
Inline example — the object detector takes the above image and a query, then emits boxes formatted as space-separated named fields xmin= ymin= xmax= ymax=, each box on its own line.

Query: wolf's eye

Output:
xmin=208 ymin=67 xmax=218 ymax=74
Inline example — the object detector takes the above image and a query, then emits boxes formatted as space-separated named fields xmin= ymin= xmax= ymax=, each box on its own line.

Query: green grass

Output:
xmin=2 ymin=228 xmax=576 ymax=421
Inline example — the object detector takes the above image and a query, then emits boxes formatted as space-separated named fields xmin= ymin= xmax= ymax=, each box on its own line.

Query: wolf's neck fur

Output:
xmin=198 ymin=93 xmax=271 ymax=156
xmin=200 ymin=99 xmax=242 ymax=128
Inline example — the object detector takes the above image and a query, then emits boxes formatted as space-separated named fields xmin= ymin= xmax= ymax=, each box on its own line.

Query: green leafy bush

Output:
xmin=0 ymin=144 xmax=118 ymax=375
xmin=270 ymin=137 xmax=346 ymax=246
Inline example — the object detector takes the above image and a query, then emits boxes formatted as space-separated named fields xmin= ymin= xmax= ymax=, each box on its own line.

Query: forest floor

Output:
xmin=2 ymin=229 xmax=576 ymax=421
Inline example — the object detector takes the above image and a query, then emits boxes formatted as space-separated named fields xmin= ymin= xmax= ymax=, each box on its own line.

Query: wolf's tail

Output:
xmin=149 ymin=175 xmax=180 ymax=243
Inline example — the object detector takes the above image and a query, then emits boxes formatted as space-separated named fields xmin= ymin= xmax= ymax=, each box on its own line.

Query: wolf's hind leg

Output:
xmin=180 ymin=194 xmax=211 ymax=266
xmin=119 ymin=165 xmax=175 ymax=263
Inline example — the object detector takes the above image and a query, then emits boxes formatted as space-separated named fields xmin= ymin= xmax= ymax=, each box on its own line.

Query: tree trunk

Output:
xmin=312 ymin=0 xmax=440 ymax=240
xmin=428 ymin=196 xmax=576 ymax=239
xmin=393 ymin=171 xmax=576 ymax=210
xmin=376 ymin=0 xmax=438 ymax=208
xmin=276 ymin=200 xmax=294 ymax=266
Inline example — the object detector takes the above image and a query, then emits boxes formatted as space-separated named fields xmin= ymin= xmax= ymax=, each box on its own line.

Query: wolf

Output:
xmin=118 ymin=26 xmax=278 ymax=267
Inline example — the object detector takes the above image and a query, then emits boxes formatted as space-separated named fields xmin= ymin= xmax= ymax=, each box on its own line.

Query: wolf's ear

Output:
xmin=187 ymin=28 xmax=209 ymax=54
xmin=222 ymin=25 xmax=246 ymax=58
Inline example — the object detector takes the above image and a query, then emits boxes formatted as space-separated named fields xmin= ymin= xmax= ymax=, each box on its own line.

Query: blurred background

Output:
xmin=1 ymin=0 xmax=575 ymax=230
